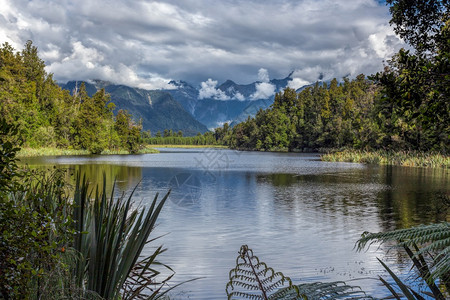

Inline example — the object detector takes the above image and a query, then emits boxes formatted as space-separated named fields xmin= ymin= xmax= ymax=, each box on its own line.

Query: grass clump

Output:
xmin=321 ymin=149 xmax=449 ymax=168
xmin=17 ymin=147 xmax=90 ymax=157
xmin=17 ymin=146 xmax=160 ymax=157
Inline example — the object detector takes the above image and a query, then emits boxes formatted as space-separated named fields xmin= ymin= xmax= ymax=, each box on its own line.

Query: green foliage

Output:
xmin=357 ymin=222 xmax=450 ymax=288
xmin=224 ymin=77 xmax=386 ymax=152
xmin=226 ymin=245 xmax=301 ymax=300
xmin=277 ymin=282 xmax=373 ymax=299
xmin=114 ymin=109 xmax=143 ymax=153
xmin=0 ymin=119 xmax=21 ymax=192
xmin=321 ymin=149 xmax=449 ymax=168
xmin=71 ymin=174 xmax=173 ymax=299
xmin=385 ymin=0 xmax=448 ymax=55
xmin=0 ymin=41 xmax=144 ymax=154
xmin=371 ymin=1 xmax=449 ymax=152
xmin=0 ymin=118 xmax=77 ymax=298
xmin=144 ymin=129 xmax=217 ymax=146
xmin=0 ymin=117 xmax=175 ymax=298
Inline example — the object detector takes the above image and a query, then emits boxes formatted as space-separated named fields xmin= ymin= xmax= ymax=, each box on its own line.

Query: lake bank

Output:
xmin=17 ymin=146 xmax=160 ymax=157
xmin=148 ymin=144 xmax=228 ymax=149
xmin=321 ymin=149 xmax=449 ymax=168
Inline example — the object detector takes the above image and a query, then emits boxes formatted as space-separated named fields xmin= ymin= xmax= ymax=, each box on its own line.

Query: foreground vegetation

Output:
xmin=0 ymin=119 xmax=174 ymax=299
xmin=321 ymin=149 xmax=450 ymax=168
xmin=227 ymin=221 xmax=450 ymax=299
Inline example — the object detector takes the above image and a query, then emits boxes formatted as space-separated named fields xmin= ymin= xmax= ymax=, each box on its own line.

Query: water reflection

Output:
xmin=21 ymin=156 xmax=143 ymax=191
xmin=18 ymin=150 xmax=449 ymax=299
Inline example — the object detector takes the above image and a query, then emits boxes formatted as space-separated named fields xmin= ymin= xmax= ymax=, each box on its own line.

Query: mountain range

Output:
xmin=59 ymin=74 xmax=297 ymax=136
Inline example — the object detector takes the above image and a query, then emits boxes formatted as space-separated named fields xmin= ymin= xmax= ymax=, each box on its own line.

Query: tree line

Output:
xmin=217 ymin=0 xmax=448 ymax=153
xmin=0 ymin=41 xmax=142 ymax=154
xmin=144 ymin=130 xmax=218 ymax=145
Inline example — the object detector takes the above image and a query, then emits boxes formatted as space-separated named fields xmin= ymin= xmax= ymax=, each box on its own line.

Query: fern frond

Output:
xmin=356 ymin=222 xmax=450 ymax=252
xmin=226 ymin=245 xmax=302 ymax=300
xmin=273 ymin=281 xmax=374 ymax=299
xmin=356 ymin=222 xmax=450 ymax=283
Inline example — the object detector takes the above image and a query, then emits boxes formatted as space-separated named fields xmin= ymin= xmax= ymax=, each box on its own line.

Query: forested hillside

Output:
xmin=218 ymin=73 xmax=448 ymax=152
xmin=0 ymin=41 xmax=142 ymax=154
xmin=219 ymin=76 xmax=383 ymax=151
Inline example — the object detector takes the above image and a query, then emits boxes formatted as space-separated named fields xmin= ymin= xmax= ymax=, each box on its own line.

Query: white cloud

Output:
xmin=257 ymin=68 xmax=270 ymax=83
xmin=198 ymin=78 xmax=230 ymax=100
xmin=0 ymin=0 xmax=405 ymax=87
xmin=250 ymin=68 xmax=276 ymax=99
xmin=368 ymin=26 xmax=402 ymax=58
xmin=287 ymin=77 xmax=310 ymax=90
xmin=251 ymin=82 xmax=276 ymax=100
xmin=233 ymin=92 xmax=245 ymax=101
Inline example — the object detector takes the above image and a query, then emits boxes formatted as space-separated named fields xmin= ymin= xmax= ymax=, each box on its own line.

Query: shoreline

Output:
xmin=17 ymin=146 xmax=160 ymax=157
xmin=149 ymin=144 xmax=228 ymax=149
xmin=17 ymin=146 xmax=449 ymax=169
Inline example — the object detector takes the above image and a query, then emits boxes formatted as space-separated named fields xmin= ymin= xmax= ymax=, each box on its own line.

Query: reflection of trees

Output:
xmin=20 ymin=163 xmax=142 ymax=193
xmin=257 ymin=166 xmax=449 ymax=228
xmin=376 ymin=165 xmax=449 ymax=231
xmin=258 ymin=168 xmax=449 ymax=268
xmin=257 ymin=172 xmax=382 ymax=219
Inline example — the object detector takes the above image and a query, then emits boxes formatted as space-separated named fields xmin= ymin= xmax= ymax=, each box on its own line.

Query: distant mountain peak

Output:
xmin=89 ymin=79 xmax=114 ymax=89
xmin=168 ymin=80 xmax=195 ymax=89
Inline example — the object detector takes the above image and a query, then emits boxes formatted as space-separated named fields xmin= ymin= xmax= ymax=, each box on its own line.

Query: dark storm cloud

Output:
xmin=0 ymin=0 xmax=404 ymax=89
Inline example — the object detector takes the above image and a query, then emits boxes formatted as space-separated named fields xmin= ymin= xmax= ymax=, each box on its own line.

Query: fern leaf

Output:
xmin=356 ymin=222 xmax=450 ymax=252
xmin=226 ymin=245 xmax=302 ymax=300
xmin=356 ymin=222 xmax=450 ymax=282
xmin=273 ymin=281 xmax=374 ymax=299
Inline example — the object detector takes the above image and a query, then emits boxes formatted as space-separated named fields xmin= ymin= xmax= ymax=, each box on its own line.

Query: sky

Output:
xmin=0 ymin=0 xmax=405 ymax=91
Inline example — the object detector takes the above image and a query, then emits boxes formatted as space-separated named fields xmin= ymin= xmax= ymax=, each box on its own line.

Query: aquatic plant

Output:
xmin=321 ymin=149 xmax=449 ymax=168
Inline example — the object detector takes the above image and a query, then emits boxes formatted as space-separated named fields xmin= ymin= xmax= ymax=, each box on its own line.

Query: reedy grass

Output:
xmin=17 ymin=147 xmax=90 ymax=157
xmin=17 ymin=146 xmax=159 ymax=157
xmin=321 ymin=149 xmax=449 ymax=168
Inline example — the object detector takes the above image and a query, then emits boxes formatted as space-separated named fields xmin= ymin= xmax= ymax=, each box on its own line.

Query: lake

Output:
xmin=20 ymin=149 xmax=449 ymax=299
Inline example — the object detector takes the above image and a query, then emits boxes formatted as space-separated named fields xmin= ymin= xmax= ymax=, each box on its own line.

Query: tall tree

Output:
xmin=372 ymin=0 xmax=449 ymax=151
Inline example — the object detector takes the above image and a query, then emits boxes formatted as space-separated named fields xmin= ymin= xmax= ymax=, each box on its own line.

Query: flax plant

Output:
xmin=72 ymin=174 xmax=173 ymax=299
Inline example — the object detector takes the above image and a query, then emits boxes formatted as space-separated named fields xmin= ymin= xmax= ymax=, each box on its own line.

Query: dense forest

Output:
xmin=218 ymin=0 xmax=449 ymax=153
xmin=144 ymin=129 xmax=218 ymax=145
xmin=0 ymin=41 xmax=143 ymax=154
xmin=216 ymin=76 xmax=382 ymax=151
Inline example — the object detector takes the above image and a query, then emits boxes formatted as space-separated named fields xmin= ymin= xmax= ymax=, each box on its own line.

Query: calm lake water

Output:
xmin=20 ymin=149 xmax=449 ymax=299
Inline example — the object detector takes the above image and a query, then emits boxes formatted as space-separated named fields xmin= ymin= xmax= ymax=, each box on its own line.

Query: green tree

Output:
xmin=386 ymin=0 xmax=449 ymax=56
xmin=75 ymin=86 xmax=112 ymax=153
xmin=372 ymin=1 xmax=449 ymax=151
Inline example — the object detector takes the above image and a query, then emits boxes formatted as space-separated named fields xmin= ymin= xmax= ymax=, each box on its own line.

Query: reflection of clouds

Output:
xmin=168 ymin=173 xmax=202 ymax=207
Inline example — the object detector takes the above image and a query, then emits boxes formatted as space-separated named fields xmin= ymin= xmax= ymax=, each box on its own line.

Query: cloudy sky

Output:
xmin=0 ymin=0 xmax=405 ymax=90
